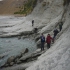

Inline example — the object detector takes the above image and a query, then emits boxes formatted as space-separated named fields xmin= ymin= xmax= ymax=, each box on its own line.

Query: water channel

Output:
xmin=0 ymin=38 xmax=37 ymax=67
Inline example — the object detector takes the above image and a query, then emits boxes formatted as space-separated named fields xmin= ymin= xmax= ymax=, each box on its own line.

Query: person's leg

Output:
xmin=60 ymin=27 xmax=62 ymax=31
xmin=52 ymin=36 xmax=55 ymax=43
xmin=60 ymin=28 xmax=61 ymax=31
xmin=47 ymin=43 xmax=49 ymax=49
xmin=32 ymin=23 xmax=33 ymax=26
xmin=48 ymin=43 xmax=50 ymax=48
xmin=41 ymin=42 xmax=44 ymax=51
xmin=42 ymin=42 xmax=44 ymax=50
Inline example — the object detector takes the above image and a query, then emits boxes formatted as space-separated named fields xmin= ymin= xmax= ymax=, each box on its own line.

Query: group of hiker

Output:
xmin=31 ymin=20 xmax=63 ymax=51
xmin=40 ymin=22 xmax=63 ymax=51
xmin=40 ymin=33 xmax=52 ymax=51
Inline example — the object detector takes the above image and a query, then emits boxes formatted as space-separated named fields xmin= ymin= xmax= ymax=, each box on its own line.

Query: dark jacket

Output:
xmin=53 ymin=29 xmax=59 ymax=36
xmin=32 ymin=20 xmax=34 ymax=24
xmin=59 ymin=23 xmax=63 ymax=29
xmin=40 ymin=36 xmax=45 ymax=42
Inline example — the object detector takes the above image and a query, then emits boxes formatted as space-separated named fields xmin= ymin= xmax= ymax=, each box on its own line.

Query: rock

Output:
xmin=15 ymin=58 xmax=21 ymax=64
xmin=0 ymin=55 xmax=4 ymax=59
xmin=19 ymin=54 xmax=31 ymax=61
xmin=15 ymin=58 xmax=19 ymax=63
xmin=16 ymin=60 xmax=22 ymax=64
xmin=10 ymin=62 xmax=14 ymax=66
xmin=36 ymin=40 xmax=41 ymax=48
xmin=22 ymin=36 xmax=28 ymax=39
xmin=42 ymin=2 xmax=46 ymax=6
xmin=27 ymin=58 xmax=37 ymax=62
xmin=34 ymin=28 xmax=38 ymax=33
xmin=35 ymin=35 xmax=40 ymax=41
xmin=18 ymin=36 xmax=21 ymax=40
xmin=21 ymin=48 xmax=29 ymax=55
xmin=4 ymin=64 xmax=9 ymax=67
xmin=24 ymin=48 xmax=29 ymax=54
xmin=33 ymin=49 xmax=41 ymax=53
xmin=31 ymin=53 xmax=41 ymax=58
xmin=20 ymin=49 xmax=42 ymax=62
xmin=19 ymin=31 xmax=34 ymax=36
xmin=7 ymin=56 xmax=15 ymax=64
xmin=15 ymin=53 xmax=22 ymax=59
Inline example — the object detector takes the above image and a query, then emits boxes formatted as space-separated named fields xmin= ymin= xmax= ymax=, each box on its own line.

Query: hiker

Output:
xmin=53 ymin=28 xmax=59 ymax=39
xmin=34 ymin=28 xmax=38 ymax=33
xmin=46 ymin=34 xmax=52 ymax=49
xmin=53 ymin=28 xmax=59 ymax=43
xmin=40 ymin=33 xmax=45 ymax=51
xmin=32 ymin=20 xmax=34 ymax=26
xmin=59 ymin=22 xmax=63 ymax=31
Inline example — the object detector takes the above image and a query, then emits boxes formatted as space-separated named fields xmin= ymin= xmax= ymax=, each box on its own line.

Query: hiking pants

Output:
xmin=47 ymin=43 xmax=51 ymax=49
xmin=41 ymin=42 xmax=44 ymax=51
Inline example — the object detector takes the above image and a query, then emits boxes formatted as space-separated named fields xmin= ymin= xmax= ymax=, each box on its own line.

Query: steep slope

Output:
xmin=0 ymin=0 xmax=64 ymax=37
xmin=26 ymin=1 xmax=70 ymax=70
xmin=27 ymin=0 xmax=64 ymax=27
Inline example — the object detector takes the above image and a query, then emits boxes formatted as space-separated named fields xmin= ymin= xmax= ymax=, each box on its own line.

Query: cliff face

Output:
xmin=0 ymin=0 xmax=37 ymax=15
xmin=0 ymin=0 xmax=70 ymax=15
xmin=26 ymin=1 xmax=70 ymax=70
xmin=0 ymin=0 xmax=27 ymax=15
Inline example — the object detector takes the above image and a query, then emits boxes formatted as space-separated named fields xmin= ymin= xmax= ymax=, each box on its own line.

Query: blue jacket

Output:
xmin=40 ymin=36 xmax=45 ymax=42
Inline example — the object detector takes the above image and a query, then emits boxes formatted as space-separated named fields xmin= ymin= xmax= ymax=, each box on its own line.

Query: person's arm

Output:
xmin=51 ymin=36 xmax=53 ymax=40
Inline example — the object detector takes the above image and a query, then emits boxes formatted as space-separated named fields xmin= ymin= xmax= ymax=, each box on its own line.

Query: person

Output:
xmin=40 ymin=33 xmax=45 ymax=51
xmin=53 ymin=29 xmax=59 ymax=43
xmin=53 ymin=28 xmax=59 ymax=39
xmin=32 ymin=20 xmax=34 ymax=26
xmin=34 ymin=28 xmax=38 ymax=33
xmin=59 ymin=22 xmax=63 ymax=31
xmin=46 ymin=34 xmax=52 ymax=49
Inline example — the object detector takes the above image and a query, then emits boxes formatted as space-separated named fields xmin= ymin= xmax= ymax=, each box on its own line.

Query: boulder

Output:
xmin=21 ymin=48 xmax=29 ymax=54
xmin=16 ymin=60 xmax=22 ymax=64
xmin=0 ymin=55 xmax=4 ymax=59
xmin=34 ymin=28 xmax=38 ymax=33
xmin=32 ymin=49 xmax=41 ymax=53
xmin=19 ymin=54 xmax=31 ymax=61
xmin=36 ymin=40 xmax=41 ymax=48
xmin=24 ymin=48 xmax=29 ymax=54
xmin=35 ymin=35 xmax=40 ymax=41
xmin=7 ymin=56 xmax=15 ymax=64
xmin=9 ymin=62 xmax=14 ymax=66
xmin=42 ymin=2 xmax=46 ymax=6
xmin=19 ymin=31 xmax=34 ymax=36
xmin=27 ymin=58 xmax=37 ymax=62
xmin=3 ymin=63 xmax=9 ymax=67
xmin=18 ymin=36 xmax=21 ymax=40
xmin=15 ymin=58 xmax=19 ymax=63
xmin=15 ymin=58 xmax=21 ymax=64
xmin=22 ymin=36 xmax=28 ymax=39
xmin=15 ymin=53 xmax=22 ymax=59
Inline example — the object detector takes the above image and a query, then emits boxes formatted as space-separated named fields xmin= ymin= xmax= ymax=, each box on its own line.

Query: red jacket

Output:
xmin=46 ymin=36 xmax=52 ymax=43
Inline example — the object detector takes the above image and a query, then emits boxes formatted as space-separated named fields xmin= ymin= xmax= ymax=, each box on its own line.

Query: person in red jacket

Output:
xmin=46 ymin=34 xmax=52 ymax=49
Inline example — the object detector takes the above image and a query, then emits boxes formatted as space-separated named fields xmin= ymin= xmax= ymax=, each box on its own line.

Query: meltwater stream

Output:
xmin=0 ymin=38 xmax=37 ymax=67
